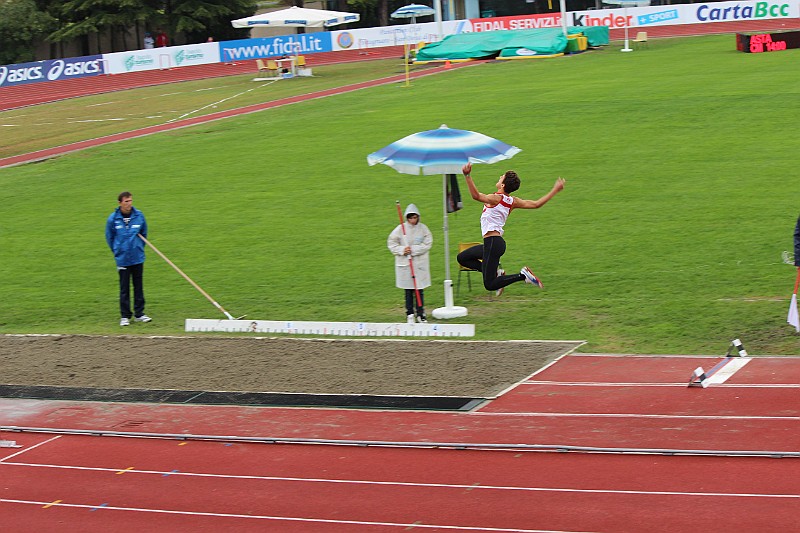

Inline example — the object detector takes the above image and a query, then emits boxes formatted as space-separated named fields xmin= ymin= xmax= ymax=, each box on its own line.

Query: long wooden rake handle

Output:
xmin=139 ymin=234 xmax=236 ymax=320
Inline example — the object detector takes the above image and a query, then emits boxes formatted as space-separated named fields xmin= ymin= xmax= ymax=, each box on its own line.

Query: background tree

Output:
xmin=172 ymin=0 xmax=257 ymax=43
xmin=0 ymin=0 xmax=56 ymax=64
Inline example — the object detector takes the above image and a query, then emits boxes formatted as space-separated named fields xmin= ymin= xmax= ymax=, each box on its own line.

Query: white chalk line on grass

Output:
xmin=166 ymin=78 xmax=280 ymax=123
xmin=3 ymin=461 xmax=798 ymax=500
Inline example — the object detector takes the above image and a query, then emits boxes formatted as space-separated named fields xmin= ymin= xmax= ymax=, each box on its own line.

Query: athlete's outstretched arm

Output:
xmin=513 ymin=178 xmax=566 ymax=209
xmin=462 ymin=163 xmax=500 ymax=206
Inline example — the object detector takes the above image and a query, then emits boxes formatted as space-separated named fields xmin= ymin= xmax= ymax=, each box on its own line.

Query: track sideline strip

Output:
xmin=2 ymin=426 xmax=798 ymax=457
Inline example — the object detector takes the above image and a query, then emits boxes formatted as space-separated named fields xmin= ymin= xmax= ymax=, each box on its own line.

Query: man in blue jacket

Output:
xmin=105 ymin=192 xmax=151 ymax=326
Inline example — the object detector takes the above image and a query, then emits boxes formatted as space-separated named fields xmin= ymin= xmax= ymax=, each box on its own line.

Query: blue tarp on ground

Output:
xmin=416 ymin=26 xmax=609 ymax=61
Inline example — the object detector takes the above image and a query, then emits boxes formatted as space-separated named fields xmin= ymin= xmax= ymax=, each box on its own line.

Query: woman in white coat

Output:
xmin=387 ymin=204 xmax=433 ymax=323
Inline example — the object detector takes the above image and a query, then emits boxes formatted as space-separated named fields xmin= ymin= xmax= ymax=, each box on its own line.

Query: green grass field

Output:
xmin=1 ymin=34 xmax=798 ymax=355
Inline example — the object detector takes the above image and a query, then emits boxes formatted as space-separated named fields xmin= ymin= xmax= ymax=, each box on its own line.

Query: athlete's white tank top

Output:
xmin=480 ymin=194 xmax=514 ymax=236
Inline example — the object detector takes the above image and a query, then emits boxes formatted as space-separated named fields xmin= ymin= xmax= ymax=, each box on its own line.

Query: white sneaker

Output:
xmin=407 ymin=314 xmax=415 ymax=324
xmin=134 ymin=315 xmax=152 ymax=323
xmin=120 ymin=317 xmax=130 ymax=326
xmin=417 ymin=315 xmax=427 ymax=323
xmin=520 ymin=266 xmax=543 ymax=288
xmin=495 ymin=266 xmax=505 ymax=296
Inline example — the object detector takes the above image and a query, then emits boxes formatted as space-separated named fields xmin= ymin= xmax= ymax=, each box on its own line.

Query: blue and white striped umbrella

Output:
xmin=368 ymin=125 xmax=522 ymax=300
xmin=367 ymin=125 xmax=521 ymax=176
xmin=390 ymin=4 xmax=436 ymax=23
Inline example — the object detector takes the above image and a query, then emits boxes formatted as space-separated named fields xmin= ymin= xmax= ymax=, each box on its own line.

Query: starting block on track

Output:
xmin=185 ymin=319 xmax=475 ymax=337
xmin=689 ymin=339 xmax=752 ymax=388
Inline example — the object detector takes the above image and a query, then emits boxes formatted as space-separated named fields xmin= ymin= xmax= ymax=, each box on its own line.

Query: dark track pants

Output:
xmin=118 ymin=263 xmax=145 ymax=319
xmin=456 ymin=236 xmax=524 ymax=291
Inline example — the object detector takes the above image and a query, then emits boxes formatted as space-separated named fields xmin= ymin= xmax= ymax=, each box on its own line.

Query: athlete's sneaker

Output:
xmin=134 ymin=315 xmax=152 ymax=323
xmin=407 ymin=314 xmax=416 ymax=325
xmin=495 ymin=266 xmax=506 ymax=296
xmin=417 ymin=314 xmax=428 ymax=323
xmin=120 ymin=317 xmax=130 ymax=326
xmin=520 ymin=266 xmax=543 ymax=288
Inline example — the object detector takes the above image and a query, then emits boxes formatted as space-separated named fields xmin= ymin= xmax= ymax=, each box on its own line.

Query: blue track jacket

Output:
xmin=106 ymin=207 xmax=148 ymax=267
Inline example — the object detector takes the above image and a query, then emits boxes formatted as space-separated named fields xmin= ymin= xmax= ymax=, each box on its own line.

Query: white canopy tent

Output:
xmin=231 ymin=6 xmax=359 ymax=29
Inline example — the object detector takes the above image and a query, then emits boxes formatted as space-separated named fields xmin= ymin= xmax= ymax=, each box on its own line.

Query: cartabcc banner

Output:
xmin=0 ymin=55 xmax=104 ymax=88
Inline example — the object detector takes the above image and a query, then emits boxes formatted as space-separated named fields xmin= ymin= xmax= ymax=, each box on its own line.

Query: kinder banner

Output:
xmin=460 ymin=1 xmax=798 ymax=32
xmin=103 ymin=42 xmax=219 ymax=74
xmin=219 ymin=33 xmax=334 ymax=62
xmin=0 ymin=55 xmax=103 ymax=88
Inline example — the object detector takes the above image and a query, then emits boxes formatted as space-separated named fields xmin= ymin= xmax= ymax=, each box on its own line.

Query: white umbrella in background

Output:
xmin=231 ymin=6 xmax=359 ymax=28
xmin=391 ymin=4 xmax=435 ymax=24
xmin=368 ymin=125 xmax=521 ymax=319
xmin=390 ymin=4 xmax=436 ymax=87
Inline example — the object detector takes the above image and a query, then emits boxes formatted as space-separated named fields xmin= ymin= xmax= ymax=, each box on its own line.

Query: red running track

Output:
xmin=3 ymin=355 xmax=797 ymax=453
xmin=2 ymin=430 xmax=799 ymax=532
xmin=1 ymin=353 xmax=798 ymax=530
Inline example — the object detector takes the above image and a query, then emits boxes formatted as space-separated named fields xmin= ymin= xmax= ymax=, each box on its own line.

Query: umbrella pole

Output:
xmin=432 ymin=174 xmax=467 ymax=319
xmin=442 ymin=174 xmax=451 ymax=282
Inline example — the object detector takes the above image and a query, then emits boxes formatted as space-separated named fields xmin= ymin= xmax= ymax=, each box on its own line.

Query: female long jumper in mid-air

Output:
xmin=456 ymin=162 xmax=565 ymax=296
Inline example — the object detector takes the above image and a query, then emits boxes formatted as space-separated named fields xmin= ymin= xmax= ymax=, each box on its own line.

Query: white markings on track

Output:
xmin=3 ymin=460 xmax=798 ymax=499
xmin=0 ymin=499 xmax=574 ymax=532
xmin=522 ymin=381 xmax=800 ymax=388
xmin=0 ymin=435 xmax=61 ymax=462
xmin=469 ymin=411 xmax=800 ymax=420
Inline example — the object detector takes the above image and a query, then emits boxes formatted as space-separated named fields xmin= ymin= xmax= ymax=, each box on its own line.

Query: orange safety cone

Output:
xmin=444 ymin=60 xmax=451 ymax=69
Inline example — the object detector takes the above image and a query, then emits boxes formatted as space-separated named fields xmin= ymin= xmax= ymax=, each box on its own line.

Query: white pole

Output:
xmin=442 ymin=174 xmax=451 ymax=281
xmin=433 ymin=0 xmax=444 ymax=39
xmin=560 ymin=0 xmax=568 ymax=36
xmin=621 ymin=6 xmax=633 ymax=51
xmin=432 ymin=173 xmax=467 ymax=319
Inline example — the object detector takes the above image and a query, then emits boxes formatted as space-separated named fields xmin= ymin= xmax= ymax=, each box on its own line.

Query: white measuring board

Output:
xmin=185 ymin=319 xmax=475 ymax=337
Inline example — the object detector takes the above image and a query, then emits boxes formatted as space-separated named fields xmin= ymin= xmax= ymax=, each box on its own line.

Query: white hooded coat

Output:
xmin=387 ymin=204 xmax=433 ymax=289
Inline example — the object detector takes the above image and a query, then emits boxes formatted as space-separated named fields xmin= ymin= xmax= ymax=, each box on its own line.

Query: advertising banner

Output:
xmin=0 ymin=55 xmax=104 ymax=88
xmin=219 ymin=33 xmax=333 ymax=62
xmin=103 ymin=42 xmax=219 ymax=75
xmin=459 ymin=1 xmax=798 ymax=32
xmin=330 ymin=21 xmax=463 ymax=51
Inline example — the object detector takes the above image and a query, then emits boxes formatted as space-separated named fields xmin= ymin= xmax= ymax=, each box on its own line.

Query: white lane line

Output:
xmin=2 ymin=462 xmax=798 ymax=499
xmin=469 ymin=411 xmax=800 ymax=420
xmin=0 ymin=435 xmax=61 ymax=462
xmin=521 ymin=381 xmax=800 ymax=388
xmin=1 ymin=499 xmax=580 ymax=532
